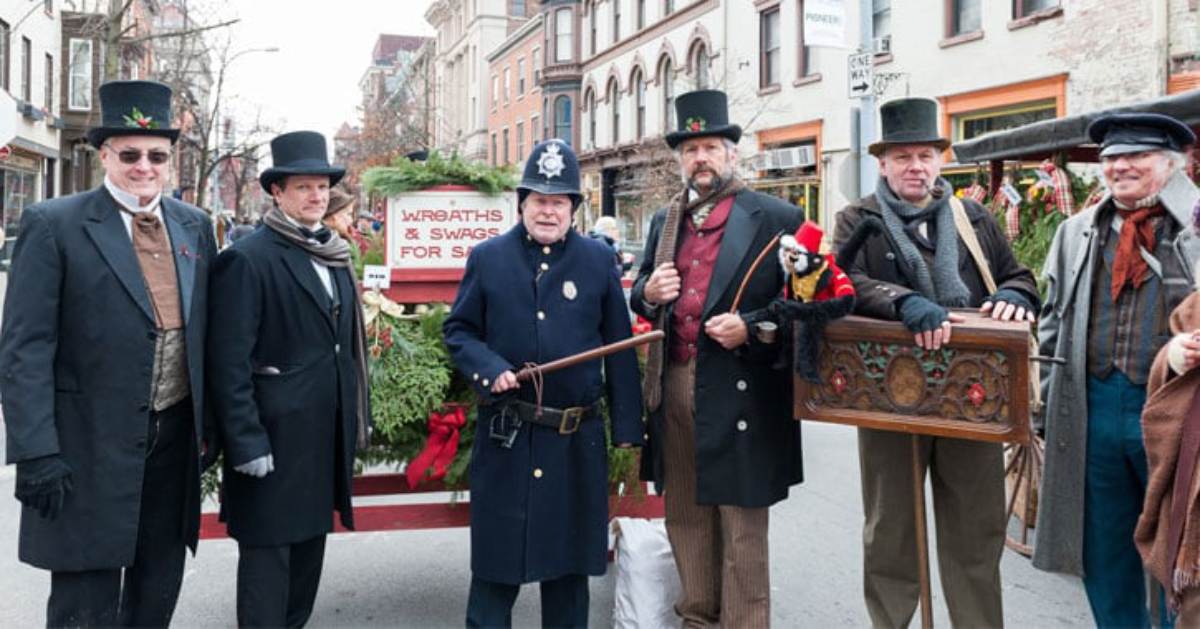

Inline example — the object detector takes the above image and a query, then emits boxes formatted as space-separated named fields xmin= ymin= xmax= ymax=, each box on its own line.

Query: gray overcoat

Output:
xmin=1034 ymin=171 xmax=1200 ymax=575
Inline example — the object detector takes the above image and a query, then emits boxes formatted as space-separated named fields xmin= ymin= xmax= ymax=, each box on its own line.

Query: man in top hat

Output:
xmin=831 ymin=97 xmax=1039 ymax=627
xmin=206 ymin=130 xmax=369 ymax=627
xmin=443 ymin=138 xmax=643 ymax=627
xmin=1035 ymin=112 xmax=1199 ymax=625
xmin=0 ymin=80 xmax=218 ymax=626
xmin=631 ymin=90 xmax=802 ymax=627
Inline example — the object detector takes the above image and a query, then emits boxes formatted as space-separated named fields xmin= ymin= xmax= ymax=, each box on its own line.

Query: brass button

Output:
xmin=542 ymin=246 xmax=551 ymax=254
xmin=537 ymin=311 xmax=546 ymax=320
xmin=533 ymin=468 xmax=543 ymax=478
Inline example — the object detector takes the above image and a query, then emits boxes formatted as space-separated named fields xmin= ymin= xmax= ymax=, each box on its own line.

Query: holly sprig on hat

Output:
xmin=122 ymin=107 xmax=159 ymax=130
xmin=685 ymin=117 xmax=707 ymax=133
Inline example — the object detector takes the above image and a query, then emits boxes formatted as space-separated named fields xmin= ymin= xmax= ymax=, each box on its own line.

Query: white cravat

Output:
xmin=104 ymin=176 xmax=164 ymax=240
xmin=281 ymin=212 xmax=333 ymax=298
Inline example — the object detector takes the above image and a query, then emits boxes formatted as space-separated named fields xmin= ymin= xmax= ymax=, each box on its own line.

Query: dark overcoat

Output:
xmin=831 ymin=194 xmax=1039 ymax=318
xmin=443 ymin=224 xmax=644 ymax=585
xmin=206 ymin=226 xmax=360 ymax=547
xmin=630 ymin=189 xmax=804 ymax=508
xmin=0 ymin=187 xmax=216 ymax=571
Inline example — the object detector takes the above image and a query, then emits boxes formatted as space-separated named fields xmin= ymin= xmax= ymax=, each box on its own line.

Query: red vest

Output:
xmin=669 ymin=196 xmax=735 ymax=364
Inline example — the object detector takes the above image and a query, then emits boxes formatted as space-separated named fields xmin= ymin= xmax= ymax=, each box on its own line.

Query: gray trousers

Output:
xmin=859 ymin=428 xmax=1006 ymax=628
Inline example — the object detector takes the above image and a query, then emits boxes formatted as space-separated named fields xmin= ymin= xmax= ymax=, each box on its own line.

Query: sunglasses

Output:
xmin=104 ymin=144 xmax=171 ymax=165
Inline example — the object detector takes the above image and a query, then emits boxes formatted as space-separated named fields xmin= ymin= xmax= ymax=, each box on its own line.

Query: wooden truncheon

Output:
xmin=793 ymin=311 xmax=1035 ymax=446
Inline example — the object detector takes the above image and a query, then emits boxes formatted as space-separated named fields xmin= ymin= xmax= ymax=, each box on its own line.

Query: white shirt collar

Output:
xmin=104 ymin=176 xmax=161 ymax=213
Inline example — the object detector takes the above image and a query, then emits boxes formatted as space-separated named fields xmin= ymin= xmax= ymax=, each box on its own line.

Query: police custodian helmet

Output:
xmin=517 ymin=139 xmax=583 ymax=210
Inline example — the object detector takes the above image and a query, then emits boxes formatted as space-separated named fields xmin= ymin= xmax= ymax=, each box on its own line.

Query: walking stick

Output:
xmin=912 ymin=436 xmax=934 ymax=629
xmin=515 ymin=331 xmax=664 ymax=381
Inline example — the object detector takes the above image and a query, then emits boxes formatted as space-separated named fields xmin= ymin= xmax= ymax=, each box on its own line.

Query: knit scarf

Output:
xmin=1111 ymin=195 xmax=1165 ymax=303
xmin=642 ymin=176 xmax=745 ymax=412
xmin=262 ymin=206 xmax=372 ymax=449
xmin=874 ymin=177 xmax=971 ymax=308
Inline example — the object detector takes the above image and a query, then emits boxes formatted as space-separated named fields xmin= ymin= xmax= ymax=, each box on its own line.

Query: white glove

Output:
xmin=234 ymin=454 xmax=274 ymax=478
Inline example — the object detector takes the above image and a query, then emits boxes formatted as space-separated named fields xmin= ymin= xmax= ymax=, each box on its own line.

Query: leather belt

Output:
xmin=506 ymin=398 xmax=599 ymax=435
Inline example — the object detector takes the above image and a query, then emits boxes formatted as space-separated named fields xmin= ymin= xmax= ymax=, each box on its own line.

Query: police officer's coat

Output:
xmin=443 ymin=223 xmax=644 ymax=585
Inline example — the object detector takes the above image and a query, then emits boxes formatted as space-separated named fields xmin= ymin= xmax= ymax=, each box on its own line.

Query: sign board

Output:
xmin=362 ymin=264 xmax=391 ymax=289
xmin=386 ymin=188 xmax=518 ymax=270
xmin=803 ymin=0 xmax=847 ymax=48
xmin=848 ymin=52 xmax=873 ymax=99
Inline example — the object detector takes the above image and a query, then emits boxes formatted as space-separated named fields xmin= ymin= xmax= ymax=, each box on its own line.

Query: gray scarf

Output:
xmin=262 ymin=206 xmax=372 ymax=449
xmin=874 ymin=177 xmax=971 ymax=308
xmin=262 ymin=206 xmax=353 ymax=266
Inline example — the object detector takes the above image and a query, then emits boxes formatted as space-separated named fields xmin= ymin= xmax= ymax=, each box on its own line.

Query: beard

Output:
xmin=685 ymin=167 xmax=727 ymax=193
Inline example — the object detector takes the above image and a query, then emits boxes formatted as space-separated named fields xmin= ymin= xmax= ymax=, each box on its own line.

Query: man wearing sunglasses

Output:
xmin=0 ymin=80 xmax=218 ymax=626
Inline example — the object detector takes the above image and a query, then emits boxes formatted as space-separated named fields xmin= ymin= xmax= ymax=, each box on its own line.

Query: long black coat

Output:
xmin=443 ymin=224 xmax=644 ymax=585
xmin=0 ymin=187 xmax=216 ymax=571
xmin=207 ymin=226 xmax=360 ymax=547
xmin=631 ymin=189 xmax=803 ymax=508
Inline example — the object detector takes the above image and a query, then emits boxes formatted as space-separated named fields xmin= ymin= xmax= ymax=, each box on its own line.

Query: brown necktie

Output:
xmin=126 ymin=210 xmax=183 ymax=330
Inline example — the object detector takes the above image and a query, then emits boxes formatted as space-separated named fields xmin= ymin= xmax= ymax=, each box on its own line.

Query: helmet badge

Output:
xmin=537 ymin=142 xmax=566 ymax=179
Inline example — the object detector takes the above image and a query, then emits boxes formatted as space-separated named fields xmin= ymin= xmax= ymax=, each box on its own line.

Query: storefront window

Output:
xmin=954 ymin=101 xmax=1056 ymax=142
xmin=2 ymin=167 xmax=38 ymax=265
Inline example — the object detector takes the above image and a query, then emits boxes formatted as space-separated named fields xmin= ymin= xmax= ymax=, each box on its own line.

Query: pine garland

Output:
xmin=362 ymin=151 xmax=518 ymax=197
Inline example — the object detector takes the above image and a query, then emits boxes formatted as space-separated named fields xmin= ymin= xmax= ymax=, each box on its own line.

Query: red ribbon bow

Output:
xmin=405 ymin=405 xmax=468 ymax=489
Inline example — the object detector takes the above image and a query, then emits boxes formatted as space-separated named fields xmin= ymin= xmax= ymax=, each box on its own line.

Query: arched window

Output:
xmin=554 ymin=96 xmax=572 ymax=145
xmin=608 ymin=78 xmax=621 ymax=145
xmin=692 ymin=43 xmax=710 ymax=89
xmin=633 ymin=70 xmax=646 ymax=140
xmin=585 ymin=88 xmax=597 ymax=147
xmin=659 ymin=58 xmax=675 ymax=132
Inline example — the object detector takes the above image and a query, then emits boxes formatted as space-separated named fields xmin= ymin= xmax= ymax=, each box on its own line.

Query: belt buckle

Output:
xmin=558 ymin=406 xmax=584 ymax=435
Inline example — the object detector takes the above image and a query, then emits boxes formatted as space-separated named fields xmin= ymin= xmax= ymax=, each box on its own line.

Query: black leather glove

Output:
xmin=15 ymin=454 xmax=73 ymax=521
xmin=984 ymin=288 xmax=1035 ymax=315
xmin=897 ymin=294 xmax=949 ymax=334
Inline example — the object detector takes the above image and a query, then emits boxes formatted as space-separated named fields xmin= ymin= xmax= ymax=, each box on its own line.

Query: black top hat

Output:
xmin=1087 ymin=112 xmax=1197 ymax=158
xmin=405 ymin=149 xmax=429 ymax=162
xmin=868 ymin=98 xmax=949 ymax=157
xmin=517 ymin=139 xmax=582 ymax=209
xmin=665 ymin=90 xmax=742 ymax=149
xmin=87 ymin=80 xmax=180 ymax=148
xmin=259 ymin=131 xmax=346 ymax=193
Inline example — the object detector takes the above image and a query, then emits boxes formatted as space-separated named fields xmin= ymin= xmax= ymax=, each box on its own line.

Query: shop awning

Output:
xmin=951 ymin=90 xmax=1200 ymax=164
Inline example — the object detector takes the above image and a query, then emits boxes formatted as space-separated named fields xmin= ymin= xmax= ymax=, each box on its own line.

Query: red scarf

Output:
xmin=1111 ymin=204 xmax=1166 ymax=302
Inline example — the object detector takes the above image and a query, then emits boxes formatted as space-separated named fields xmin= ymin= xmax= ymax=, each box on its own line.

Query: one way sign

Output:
xmin=848 ymin=52 xmax=873 ymax=99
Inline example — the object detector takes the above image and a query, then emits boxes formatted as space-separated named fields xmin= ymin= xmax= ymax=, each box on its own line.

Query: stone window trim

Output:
xmin=792 ymin=73 xmax=822 ymax=88
xmin=757 ymin=84 xmax=782 ymax=97
xmin=938 ymin=30 xmax=984 ymax=49
xmin=1008 ymin=5 xmax=1063 ymax=30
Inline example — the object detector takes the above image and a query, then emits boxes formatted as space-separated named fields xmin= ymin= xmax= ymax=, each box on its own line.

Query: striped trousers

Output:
xmin=663 ymin=362 xmax=771 ymax=628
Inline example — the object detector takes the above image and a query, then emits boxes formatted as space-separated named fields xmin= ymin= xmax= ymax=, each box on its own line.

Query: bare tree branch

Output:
xmin=123 ymin=18 xmax=240 ymax=45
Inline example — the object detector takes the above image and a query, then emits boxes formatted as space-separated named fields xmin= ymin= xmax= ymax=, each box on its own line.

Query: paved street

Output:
xmin=0 ymin=417 xmax=1090 ymax=627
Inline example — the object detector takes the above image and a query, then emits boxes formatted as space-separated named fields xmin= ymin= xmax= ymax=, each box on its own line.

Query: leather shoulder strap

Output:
xmin=950 ymin=196 xmax=998 ymax=295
